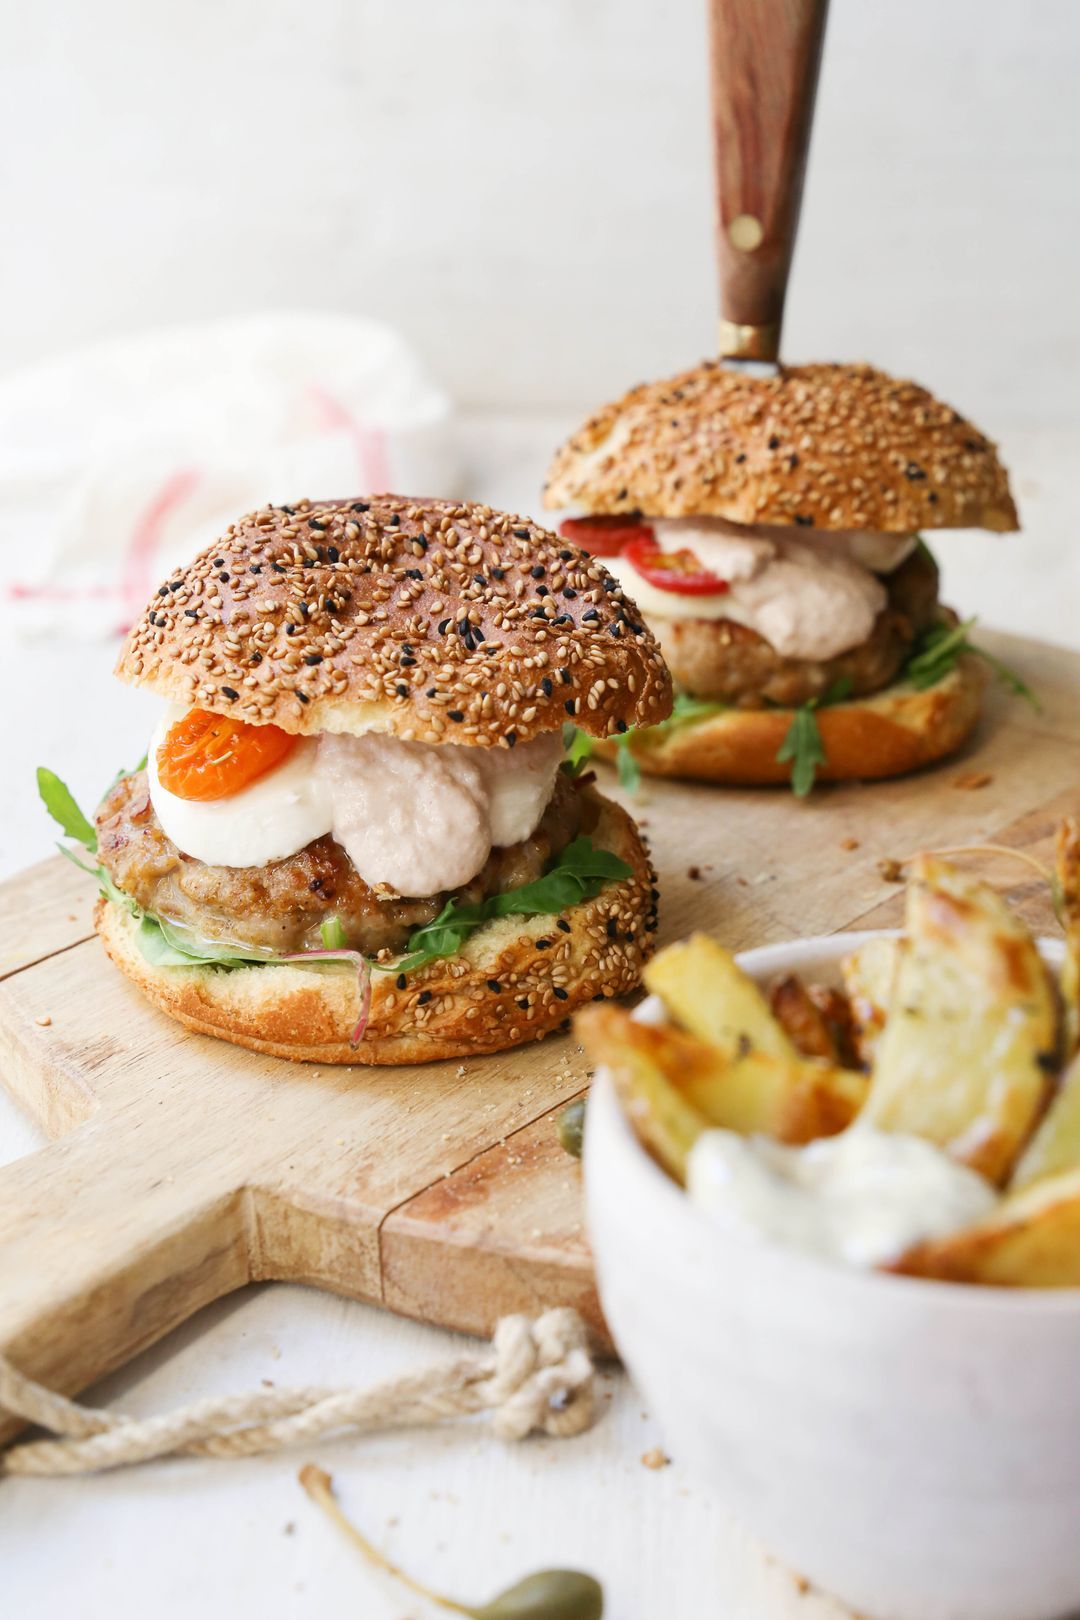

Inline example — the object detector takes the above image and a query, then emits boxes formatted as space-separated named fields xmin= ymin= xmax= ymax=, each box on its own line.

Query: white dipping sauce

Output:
xmin=608 ymin=517 xmax=917 ymax=662
xmin=686 ymin=1125 xmax=997 ymax=1268
xmin=147 ymin=713 xmax=564 ymax=896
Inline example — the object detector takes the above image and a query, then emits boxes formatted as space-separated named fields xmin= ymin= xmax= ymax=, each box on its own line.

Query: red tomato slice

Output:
xmin=157 ymin=709 xmax=298 ymax=801
xmin=622 ymin=535 xmax=731 ymax=596
xmin=558 ymin=517 xmax=654 ymax=558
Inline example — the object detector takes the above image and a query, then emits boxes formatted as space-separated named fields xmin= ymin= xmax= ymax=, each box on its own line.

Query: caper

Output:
xmin=471 ymin=1569 xmax=603 ymax=1620
xmin=558 ymin=1097 xmax=587 ymax=1158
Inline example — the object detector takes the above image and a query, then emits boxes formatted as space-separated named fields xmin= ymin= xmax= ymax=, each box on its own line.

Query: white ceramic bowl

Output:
xmin=585 ymin=932 xmax=1080 ymax=1620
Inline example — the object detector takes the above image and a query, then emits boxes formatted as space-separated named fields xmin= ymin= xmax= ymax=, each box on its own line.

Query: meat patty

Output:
xmin=96 ymin=769 xmax=586 ymax=957
xmin=654 ymin=544 xmax=940 ymax=709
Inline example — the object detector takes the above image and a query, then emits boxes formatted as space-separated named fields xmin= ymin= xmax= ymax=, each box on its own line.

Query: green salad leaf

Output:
xmin=904 ymin=616 xmax=1039 ymax=708
xmin=775 ymin=678 xmax=852 ymax=799
xmin=37 ymin=767 xmax=98 ymax=851
xmin=613 ymin=734 xmax=641 ymax=794
xmin=320 ymin=915 xmax=348 ymax=950
xmin=393 ymin=836 xmax=633 ymax=975
xmin=560 ymin=723 xmax=595 ymax=776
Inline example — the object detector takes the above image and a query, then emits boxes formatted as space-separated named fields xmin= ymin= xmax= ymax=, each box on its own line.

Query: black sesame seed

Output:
xmin=553 ymin=987 xmax=569 ymax=1000
xmin=532 ymin=607 xmax=548 ymax=620
xmin=602 ymin=577 xmax=617 ymax=592
xmin=309 ymin=517 xmax=327 ymax=531
xmin=928 ymin=491 xmax=938 ymax=504
xmin=562 ymin=587 xmax=577 ymax=600
xmin=327 ymin=545 xmax=340 ymax=563
xmin=400 ymin=655 xmax=416 ymax=667
xmin=517 ymin=996 xmax=530 ymax=1009
xmin=615 ymin=718 xmax=627 ymax=733
xmin=767 ymin=435 xmax=780 ymax=450
xmin=794 ymin=513 xmax=814 ymax=526
xmin=564 ymin=699 xmax=577 ymax=715
xmin=299 ymin=602 xmax=310 ymax=617
xmin=530 ymin=565 xmax=546 ymax=579
xmin=309 ymin=877 xmax=323 ymax=892
xmin=285 ymin=623 xmax=296 ymax=635
xmin=351 ymin=501 xmax=369 ymax=512
xmin=249 ymin=564 xmax=262 ymax=574
xmin=168 ymin=580 xmax=184 ymax=591
xmin=536 ymin=938 xmax=552 ymax=950
xmin=396 ymin=973 xmax=407 ymax=990
xmin=905 ymin=462 xmax=927 ymax=481
xmin=388 ymin=514 xmax=401 ymax=526
xmin=270 ymin=561 xmax=286 ymax=573
xmin=735 ymin=452 xmax=747 ymax=464
xmin=473 ymin=573 xmax=486 ymax=587
xmin=418 ymin=990 xmax=432 ymax=1006
xmin=582 ymin=609 xmax=599 ymax=623
xmin=505 ymin=730 xmax=517 ymax=747
xmin=220 ymin=686 xmax=239 ymax=701
xmin=183 ymin=608 xmax=199 ymax=619
xmin=213 ymin=558 xmax=224 ymax=567
xmin=491 ymin=566 xmax=505 ymax=580
xmin=788 ymin=453 xmax=800 ymax=469
xmin=414 ymin=536 xmax=428 ymax=552
xmin=557 ymin=918 xmax=571 ymax=933
xmin=608 ymin=622 xmax=623 ymax=637
xmin=405 ymin=568 xmax=423 ymax=580
xmin=296 ymin=690 xmax=310 ymax=704
xmin=395 ymin=683 xmax=409 ymax=697
xmin=157 ymin=585 xmax=169 ymax=597
xmin=540 ymin=677 xmax=553 ymax=697
xmin=426 ymin=688 xmax=437 ymax=698
xmin=438 ymin=618 xmax=451 ymax=635
xmin=554 ymin=614 xmax=573 ymax=626
xmin=559 ymin=548 xmax=574 ymax=561
xmin=536 ymin=584 xmax=549 ymax=597
xmin=486 ymin=979 xmax=502 ymax=994
xmin=514 ymin=527 xmax=530 ymax=539
xmin=448 ymin=709 xmax=464 ymax=722
xmin=606 ymin=918 xmax=618 ymax=939
xmin=250 ymin=652 xmax=262 ymax=665
xmin=559 ymin=668 xmax=571 ymax=684
xmin=304 ymin=653 xmax=323 ymax=666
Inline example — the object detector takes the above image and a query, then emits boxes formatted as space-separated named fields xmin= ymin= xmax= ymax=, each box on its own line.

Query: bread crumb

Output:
xmin=687 ymin=866 xmax=703 ymax=882
xmin=641 ymin=1447 xmax=670 ymax=1470
xmin=839 ymin=837 xmax=859 ymax=851
xmin=34 ymin=1014 xmax=52 ymax=1027
xmin=952 ymin=770 xmax=993 ymax=791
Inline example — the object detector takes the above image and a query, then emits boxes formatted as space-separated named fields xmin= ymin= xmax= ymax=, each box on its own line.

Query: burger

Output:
xmin=40 ymin=497 xmax=671 ymax=1064
xmin=544 ymin=362 xmax=1024 ymax=794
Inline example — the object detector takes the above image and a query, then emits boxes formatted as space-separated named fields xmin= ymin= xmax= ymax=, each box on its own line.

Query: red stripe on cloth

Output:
xmin=307 ymin=384 xmax=391 ymax=493
xmin=120 ymin=467 xmax=200 ymax=622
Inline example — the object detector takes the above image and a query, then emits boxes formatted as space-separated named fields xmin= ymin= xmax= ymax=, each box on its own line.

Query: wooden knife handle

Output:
xmin=708 ymin=0 xmax=830 ymax=361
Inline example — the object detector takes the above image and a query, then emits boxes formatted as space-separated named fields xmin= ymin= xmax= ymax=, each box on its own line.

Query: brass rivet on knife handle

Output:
xmin=708 ymin=0 xmax=831 ymax=364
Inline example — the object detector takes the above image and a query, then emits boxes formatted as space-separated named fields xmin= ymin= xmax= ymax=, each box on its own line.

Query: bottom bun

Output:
xmin=95 ymin=789 xmax=657 ymax=1066
xmin=596 ymin=655 xmax=987 ymax=786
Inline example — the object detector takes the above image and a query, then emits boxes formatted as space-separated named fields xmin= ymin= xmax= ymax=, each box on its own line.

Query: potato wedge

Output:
xmin=840 ymin=935 xmax=900 ymax=1068
xmin=576 ymin=1004 xmax=709 ymax=1184
xmin=1057 ymin=817 xmax=1080 ymax=1057
xmin=644 ymin=934 xmax=795 ymax=1059
xmin=862 ymin=855 xmax=1059 ymax=1184
xmin=769 ymin=974 xmax=857 ymax=1066
xmin=579 ymin=1002 xmax=865 ymax=1147
xmin=892 ymin=1164 xmax=1080 ymax=1286
xmin=1010 ymin=1050 xmax=1080 ymax=1191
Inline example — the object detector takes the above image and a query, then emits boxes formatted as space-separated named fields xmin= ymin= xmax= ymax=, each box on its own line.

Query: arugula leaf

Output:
xmin=393 ymin=836 xmax=633 ymax=975
xmin=57 ymin=842 xmax=138 ymax=912
xmin=37 ymin=768 xmax=98 ymax=851
xmin=613 ymin=734 xmax=641 ymax=794
xmin=561 ymin=724 xmax=595 ymax=776
xmin=664 ymin=693 xmax=728 ymax=729
xmin=320 ymin=915 xmax=348 ymax=950
xmin=777 ymin=705 xmax=828 ymax=798
xmin=904 ymin=616 xmax=1039 ymax=709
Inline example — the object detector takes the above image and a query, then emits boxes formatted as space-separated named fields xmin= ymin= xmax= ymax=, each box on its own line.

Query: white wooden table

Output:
xmin=1 ymin=411 xmax=1074 ymax=1620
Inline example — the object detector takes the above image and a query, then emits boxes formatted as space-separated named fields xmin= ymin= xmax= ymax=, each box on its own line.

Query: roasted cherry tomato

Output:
xmin=558 ymin=516 xmax=654 ymax=558
xmin=156 ymin=709 xmax=298 ymax=801
xmin=622 ymin=534 xmax=731 ymax=596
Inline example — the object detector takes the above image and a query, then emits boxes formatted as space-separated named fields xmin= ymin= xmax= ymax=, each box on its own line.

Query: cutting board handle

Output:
xmin=708 ymin=0 xmax=830 ymax=361
xmin=0 ymin=1112 xmax=249 ymax=1444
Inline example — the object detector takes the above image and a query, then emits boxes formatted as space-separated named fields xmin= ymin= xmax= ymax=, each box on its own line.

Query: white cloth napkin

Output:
xmin=0 ymin=312 xmax=460 ymax=639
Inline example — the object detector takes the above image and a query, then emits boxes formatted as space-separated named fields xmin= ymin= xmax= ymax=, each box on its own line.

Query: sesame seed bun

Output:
xmin=94 ymin=789 xmax=657 ymax=1065
xmin=594 ymin=655 xmax=987 ymax=786
xmin=543 ymin=362 xmax=1018 ymax=534
xmin=115 ymin=496 xmax=672 ymax=748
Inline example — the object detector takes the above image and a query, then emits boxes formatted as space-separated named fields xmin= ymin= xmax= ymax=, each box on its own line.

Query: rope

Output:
xmin=0 ymin=1308 xmax=596 ymax=1477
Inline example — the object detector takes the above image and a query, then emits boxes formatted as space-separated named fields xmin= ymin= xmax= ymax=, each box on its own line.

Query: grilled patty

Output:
xmin=654 ymin=544 xmax=941 ymax=709
xmin=96 ymin=768 xmax=586 ymax=957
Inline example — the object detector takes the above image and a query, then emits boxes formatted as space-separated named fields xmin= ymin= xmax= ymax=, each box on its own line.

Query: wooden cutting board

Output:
xmin=2 ymin=629 xmax=1079 ymax=1431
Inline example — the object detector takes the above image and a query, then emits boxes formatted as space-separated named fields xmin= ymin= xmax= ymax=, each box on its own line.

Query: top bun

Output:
xmin=115 ymin=496 xmax=672 ymax=748
xmin=544 ymin=361 xmax=1018 ymax=534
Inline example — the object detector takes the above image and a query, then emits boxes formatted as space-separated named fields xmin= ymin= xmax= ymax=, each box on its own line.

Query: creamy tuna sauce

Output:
xmin=147 ymin=711 xmax=564 ymax=896
xmin=686 ymin=1125 xmax=996 ymax=1267
xmin=607 ymin=518 xmax=917 ymax=661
